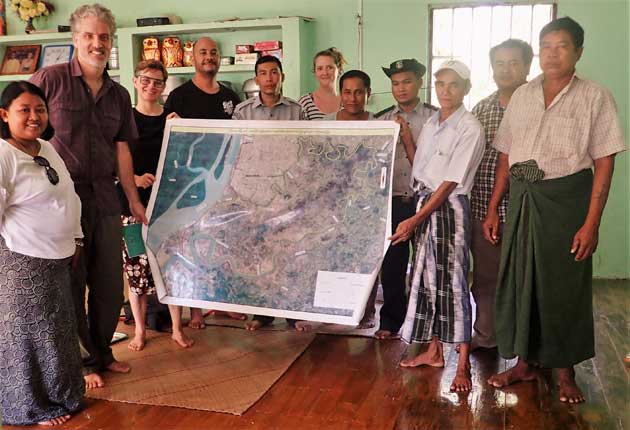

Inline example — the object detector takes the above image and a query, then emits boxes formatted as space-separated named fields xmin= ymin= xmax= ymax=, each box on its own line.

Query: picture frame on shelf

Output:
xmin=1 ymin=45 xmax=41 ymax=75
xmin=38 ymin=44 xmax=74 ymax=69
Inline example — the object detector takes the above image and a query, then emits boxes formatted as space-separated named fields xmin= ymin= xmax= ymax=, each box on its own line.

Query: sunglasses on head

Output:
xmin=33 ymin=155 xmax=59 ymax=185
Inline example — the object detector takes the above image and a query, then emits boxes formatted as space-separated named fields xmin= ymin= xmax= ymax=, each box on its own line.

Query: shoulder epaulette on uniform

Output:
xmin=423 ymin=102 xmax=438 ymax=111
xmin=233 ymin=98 xmax=252 ymax=113
xmin=237 ymin=97 xmax=255 ymax=108
xmin=375 ymin=105 xmax=396 ymax=118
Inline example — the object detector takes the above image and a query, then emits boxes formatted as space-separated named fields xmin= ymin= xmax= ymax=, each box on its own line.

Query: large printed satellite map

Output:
xmin=145 ymin=120 xmax=399 ymax=325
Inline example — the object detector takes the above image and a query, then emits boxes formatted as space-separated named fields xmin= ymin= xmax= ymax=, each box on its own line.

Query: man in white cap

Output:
xmin=390 ymin=60 xmax=484 ymax=392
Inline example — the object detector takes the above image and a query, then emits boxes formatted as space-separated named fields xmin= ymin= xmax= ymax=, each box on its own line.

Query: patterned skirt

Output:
xmin=121 ymin=215 xmax=156 ymax=296
xmin=0 ymin=238 xmax=85 ymax=425
xmin=401 ymin=191 xmax=472 ymax=344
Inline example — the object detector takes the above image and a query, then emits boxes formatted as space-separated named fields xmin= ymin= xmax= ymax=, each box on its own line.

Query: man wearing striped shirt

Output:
xmin=469 ymin=39 xmax=532 ymax=351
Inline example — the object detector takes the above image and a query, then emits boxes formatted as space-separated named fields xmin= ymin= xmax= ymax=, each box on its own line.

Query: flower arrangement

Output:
xmin=10 ymin=0 xmax=54 ymax=23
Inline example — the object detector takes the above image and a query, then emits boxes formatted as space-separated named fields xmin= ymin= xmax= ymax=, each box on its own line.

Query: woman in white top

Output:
xmin=298 ymin=47 xmax=347 ymax=120
xmin=0 ymin=81 xmax=84 ymax=426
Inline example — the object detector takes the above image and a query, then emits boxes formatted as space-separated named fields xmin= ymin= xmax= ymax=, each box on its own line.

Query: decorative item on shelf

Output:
xmin=183 ymin=40 xmax=194 ymax=67
xmin=38 ymin=43 xmax=73 ymax=69
xmin=1 ymin=44 xmax=41 ymax=75
xmin=162 ymin=36 xmax=183 ymax=67
xmin=9 ymin=0 xmax=54 ymax=34
xmin=242 ymin=78 xmax=259 ymax=99
xmin=108 ymin=46 xmax=119 ymax=69
xmin=163 ymin=14 xmax=182 ymax=24
xmin=141 ymin=36 xmax=161 ymax=62
xmin=0 ymin=0 xmax=7 ymax=36
xmin=136 ymin=16 xmax=169 ymax=27
xmin=220 ymin=56 xmax=234 ymax=66
xmin=160 ymin=75 xmax=185 ymax=104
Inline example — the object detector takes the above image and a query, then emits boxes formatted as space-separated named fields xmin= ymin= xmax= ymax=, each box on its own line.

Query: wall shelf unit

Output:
xmin=0 ymin=16 xmax=314 ymax=104
xmin=0 ymin=32 xmax=72 ymax=45
xmin=116 ymin=17 xmax=314 ymax=103
xmin=165 ymin=64 xmax=254 ymax=76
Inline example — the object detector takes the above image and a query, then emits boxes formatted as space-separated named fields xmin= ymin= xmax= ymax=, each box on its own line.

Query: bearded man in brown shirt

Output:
xmin=30 ymin=4 xmax=146 ymax=389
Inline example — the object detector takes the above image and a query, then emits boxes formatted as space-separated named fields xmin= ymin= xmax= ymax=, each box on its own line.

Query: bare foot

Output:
xmin=450 ymin=366 xmax=472 ymax=392
xmin=106 ymin=360 xmax=131 ymax=373
xmin=205 ymin=309 xmax=223 ymax=317
xmin=205 ymin=310 xmax=247 ymax=320
xmin=400 ymin=341 xmax=444 ymax=368
xmin=172 ymin=331 xmax=194 ymax=348
xmin=245 ymin=320 xmax=263 ymax=331
xmin=38 ymin=414 xmax=71 ymax=426
xmin=127 ymin=334 xmax=146 ymax=351
xmin=557 ymin=368 xmax=585 ymax=403
xmin=357 ymin=317 xmax=375 ymax=329
xmin=189 ymin=308 xmax=206 ymax=329
xmin=188 ymin=320 xmax=205 ymax=329
xmin=455 ymin=337 xmax=496 ymax=353
xmin=84 ymin=373 xmax=104 ymax=389
xmin=375 ymin=329 xmax=394 ymax=340
xmin=227 ymin=312 xmax=247 ymax=320
xmin=294 ymin=321 xmax=312 ymax=332
xmin=487 ymin=358 xmax=537 ymax=387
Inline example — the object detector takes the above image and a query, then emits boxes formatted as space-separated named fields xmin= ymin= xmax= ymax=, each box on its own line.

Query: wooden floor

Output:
xmin=5 ymin=279 xmax=629 ymax=430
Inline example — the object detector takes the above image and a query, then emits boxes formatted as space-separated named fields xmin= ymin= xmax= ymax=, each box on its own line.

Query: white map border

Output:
xmin=143 ymin=119 xmax=400 ymax=325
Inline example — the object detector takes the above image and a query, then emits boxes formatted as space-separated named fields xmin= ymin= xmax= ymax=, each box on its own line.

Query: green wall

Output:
xmin=7 ymin=0 xmax=628 ymax=277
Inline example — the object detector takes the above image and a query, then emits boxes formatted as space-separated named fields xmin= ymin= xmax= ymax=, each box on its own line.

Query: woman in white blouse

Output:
xmin=0 ymin=81 xmax=84 ymax=426
xmin=298 ymin=47 xmax=347 ymax=120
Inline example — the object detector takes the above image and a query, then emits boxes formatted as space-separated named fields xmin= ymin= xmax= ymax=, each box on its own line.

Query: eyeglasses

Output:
xmin=33 ymin=155 xmax=59 ymax=185
xmin=136 ymin=75 xmax=166 ymax=88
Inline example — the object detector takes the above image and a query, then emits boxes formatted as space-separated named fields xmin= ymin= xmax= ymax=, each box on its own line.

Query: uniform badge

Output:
xmin=396 ymin=60 xmax=403 ymax=69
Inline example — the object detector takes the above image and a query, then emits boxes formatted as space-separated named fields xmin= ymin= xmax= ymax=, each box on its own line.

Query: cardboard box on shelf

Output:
xmin=235 ymin=44 xmax=255 ymax=54
xmin=261 ymin=49 xmax=283 ymax=60
xmin=254 ymin=40 xmax=282 ymax=51
xmin=235 ymin=52 xmax=260 ymax=65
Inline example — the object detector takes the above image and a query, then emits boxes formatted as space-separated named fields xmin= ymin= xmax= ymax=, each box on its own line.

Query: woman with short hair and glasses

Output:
xmin=0 ymin=81 xmax=84 ymax=426
xmin=119 ymin=60 xmax=193 ymax=351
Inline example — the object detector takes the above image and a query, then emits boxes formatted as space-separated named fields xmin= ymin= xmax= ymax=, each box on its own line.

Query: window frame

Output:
xmin=427 ymin=1 xmax=557 ymax=106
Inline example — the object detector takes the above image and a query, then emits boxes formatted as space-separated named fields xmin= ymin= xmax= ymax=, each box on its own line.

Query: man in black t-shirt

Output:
xmin=164 ymin=37 xmax=241 ymax=119
xmin=163 ymin=36 xmax=244 ymax=327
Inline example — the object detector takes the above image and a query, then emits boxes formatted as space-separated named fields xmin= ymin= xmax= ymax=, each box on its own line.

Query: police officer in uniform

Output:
xmin=374 ymin=59 xmax=437 ymax=339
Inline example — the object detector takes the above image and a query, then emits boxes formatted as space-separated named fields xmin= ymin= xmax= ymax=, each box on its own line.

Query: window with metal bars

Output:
xmin=428 ymin=3 xmax=556 ymax=108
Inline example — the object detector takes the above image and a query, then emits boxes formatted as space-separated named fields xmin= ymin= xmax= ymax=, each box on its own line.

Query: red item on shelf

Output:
xmin=235 ymin=44 xmax=255 ymax=54
xmin=261 ymin=49 xmax=283 ymax=60
xmin=254 ymin=40 xmax=282 ymax=51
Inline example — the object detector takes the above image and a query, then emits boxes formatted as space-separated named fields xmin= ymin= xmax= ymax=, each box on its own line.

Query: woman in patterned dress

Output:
xmin=121 ymin=60 xmax=193 ymax=351
xmin=0 ymin=81 xmax=84 ymax=426
xmin=298 ymin=47 xmax=346 ymax=120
